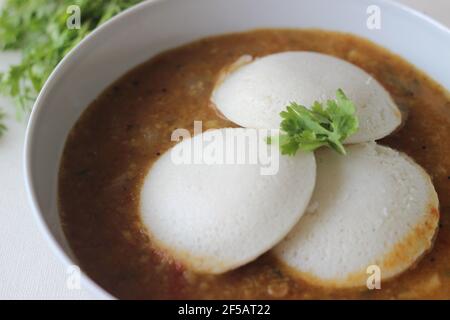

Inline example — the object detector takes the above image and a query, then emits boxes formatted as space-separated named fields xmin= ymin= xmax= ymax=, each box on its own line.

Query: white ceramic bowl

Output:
xmin=24 ymin=0 xmax=450 ymax=299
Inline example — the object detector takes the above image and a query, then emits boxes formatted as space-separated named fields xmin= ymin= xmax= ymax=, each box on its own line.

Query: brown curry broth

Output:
xmin=59 ymin=29 xmax=450 ymax=299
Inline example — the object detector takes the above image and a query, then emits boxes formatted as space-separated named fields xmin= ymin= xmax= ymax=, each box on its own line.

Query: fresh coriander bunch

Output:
xmin=272 ymin=89 xmax=359 ymax=156
xmin=0 ymin=0 xmax=143 ymax=137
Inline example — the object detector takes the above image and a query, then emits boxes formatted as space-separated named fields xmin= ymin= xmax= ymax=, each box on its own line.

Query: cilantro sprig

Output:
xmin=271 ymin=89 xmax=359 ymax=155
xmin=0 ymin=110 xmax=6 ymax=137
xmin=0 ymin=0 xmax=143 ymax=134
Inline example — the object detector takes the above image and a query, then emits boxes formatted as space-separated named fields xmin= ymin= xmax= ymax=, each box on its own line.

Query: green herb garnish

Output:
xmin=270 ymin=89 xmax=359 ymax=155
xmin=0 ymin=110 xmax=6 ymax=137
xmin=0 ymin=0 xmax=143 ymax=133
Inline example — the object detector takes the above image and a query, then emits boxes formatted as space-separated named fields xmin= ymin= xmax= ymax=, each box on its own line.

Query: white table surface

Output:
xmin=0 ymin=0 xmax=449 ymax=300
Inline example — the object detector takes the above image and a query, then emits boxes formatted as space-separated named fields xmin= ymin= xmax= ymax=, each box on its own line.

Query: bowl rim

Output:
xmin=23 ymin=0 xmax=450 ymax=300
xmin=23 ymin=0 xmax=164 ymax=300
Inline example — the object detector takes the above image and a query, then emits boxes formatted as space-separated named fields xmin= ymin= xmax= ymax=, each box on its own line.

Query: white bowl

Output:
xmin=24 ymin=0 xmax=450 ymax=299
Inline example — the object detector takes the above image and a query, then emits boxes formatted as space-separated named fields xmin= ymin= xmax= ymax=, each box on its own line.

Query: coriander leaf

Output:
xmin=272 ymin=89 xmax=359 ymax=156
xmin=0 ymin=0 xmax=143 ymax=135
xmin=0 ymin=110 xmax=6 ymax=137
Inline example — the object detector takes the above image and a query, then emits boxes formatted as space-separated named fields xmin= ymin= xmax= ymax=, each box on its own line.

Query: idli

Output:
xmin=140 ymin=128 xmax=316 ymax=274
xmin=273 ymin=142 xmax=439 ymax=288
xmin=211 ymin=51 xmax=401 ymax=143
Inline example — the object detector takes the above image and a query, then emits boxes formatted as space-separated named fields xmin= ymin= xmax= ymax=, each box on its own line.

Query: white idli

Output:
xmin=140 ymin=128 xmax=316 ymax=274
xmin=273 ymin=142 xmax=439 ymax=288
xmin=211 ymin=52 xmax=402 ymax=143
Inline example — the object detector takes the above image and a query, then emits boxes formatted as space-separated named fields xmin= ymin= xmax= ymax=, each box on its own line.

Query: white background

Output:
xmin=0 ymin=0 xmax=449 ymax=299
